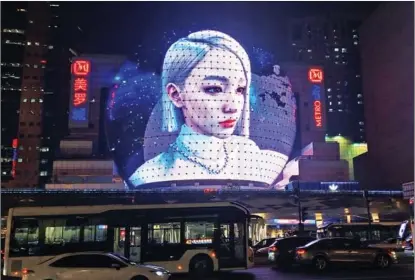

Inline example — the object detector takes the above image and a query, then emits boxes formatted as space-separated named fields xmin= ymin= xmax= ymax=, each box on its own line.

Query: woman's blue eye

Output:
xmin=204 ymin=86 xmax=222 ymax=94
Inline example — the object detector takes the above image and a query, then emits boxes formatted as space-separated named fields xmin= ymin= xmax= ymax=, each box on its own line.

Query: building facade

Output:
xmin=286 ymin=13 xmax=367 ymax=142
xmin=358 ymin=2 xmax=414 ymax=189
xmin=49 ymin=54 xmax=127 ymax=188
xmin=1 ymin=2 xmax=82 ymax=188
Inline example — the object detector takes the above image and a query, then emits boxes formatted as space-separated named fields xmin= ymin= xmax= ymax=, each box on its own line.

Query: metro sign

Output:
xmin=308 ymin=68 xmax=324 ymax=83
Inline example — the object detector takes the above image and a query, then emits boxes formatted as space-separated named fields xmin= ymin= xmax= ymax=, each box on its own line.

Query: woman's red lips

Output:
xmin=219 ymin=119 xmax=236 ymax=128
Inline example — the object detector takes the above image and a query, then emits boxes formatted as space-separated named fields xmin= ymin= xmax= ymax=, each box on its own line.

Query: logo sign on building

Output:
xmin=308 ymin=68 xmax=323 ymax=83
xmin=308 ymin=67 xmax=324 ymax=129
xmin=69 ymin=60 xmax=91 ymax=128
xmin=11 ymin=138 xmax=18 ymax=178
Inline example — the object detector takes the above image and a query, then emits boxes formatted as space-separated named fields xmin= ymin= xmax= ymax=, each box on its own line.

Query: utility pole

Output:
xmin=363 ymin=190 xmax=372 ymax=240
xmin=290 ymin=181 xmax=304 ymax=234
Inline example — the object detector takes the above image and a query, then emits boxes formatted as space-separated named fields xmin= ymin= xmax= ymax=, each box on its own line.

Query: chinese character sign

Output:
xmin=69 ymin=59 xmax=91 ymax=127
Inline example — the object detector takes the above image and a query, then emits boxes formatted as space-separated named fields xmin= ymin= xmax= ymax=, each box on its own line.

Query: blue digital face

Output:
xmin=106 ymin=30 xmax=297 ymax=189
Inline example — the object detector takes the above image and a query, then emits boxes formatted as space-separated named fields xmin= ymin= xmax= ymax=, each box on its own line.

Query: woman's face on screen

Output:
xmin=173 ymin=48 xmax=248 ymax=139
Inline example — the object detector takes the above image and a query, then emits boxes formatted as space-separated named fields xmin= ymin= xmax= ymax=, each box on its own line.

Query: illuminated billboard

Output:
xmin=106 ymin=30 xmax=297 ymax=188
xmin=308 ymin=67 xmax=325 ymax=130
xmin=69 ymin=60 xmax=91 ymax=128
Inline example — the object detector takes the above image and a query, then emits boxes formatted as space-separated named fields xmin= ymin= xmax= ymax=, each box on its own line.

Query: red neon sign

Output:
xmin=72 ymin=60 xmax=90 ymax=76
xmin=12 ymin=138 xmax=18 ymax=149
xmin=313 ymin=100 xmax=322 ymax=127
xmin=308 ymin=68 xmax=324 ymax=83
xmin=71 ymin=60 xmax=90 ymax=107
xmin=74 ymin=77 xmax=88 ymax=91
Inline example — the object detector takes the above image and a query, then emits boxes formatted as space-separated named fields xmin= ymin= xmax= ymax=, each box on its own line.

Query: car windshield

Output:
xmin=109 ymin=253 xmax=138 ymax=265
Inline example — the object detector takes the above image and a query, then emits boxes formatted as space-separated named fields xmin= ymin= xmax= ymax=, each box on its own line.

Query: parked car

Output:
xmin=295 ymin=237 xmax=397 ymax=272
xmin=21 ymin=251 xmax=170 ymax=280
xmin=268 ymin=236 xmax=315 ymax=269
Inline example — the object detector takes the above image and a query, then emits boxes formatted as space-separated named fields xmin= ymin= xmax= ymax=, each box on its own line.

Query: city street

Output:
xmin=172 ymin=263 xmax=414 ymax=280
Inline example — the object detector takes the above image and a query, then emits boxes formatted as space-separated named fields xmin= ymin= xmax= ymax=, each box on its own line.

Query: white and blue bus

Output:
xmin=4 ymin=202 xmax=254 ymax=277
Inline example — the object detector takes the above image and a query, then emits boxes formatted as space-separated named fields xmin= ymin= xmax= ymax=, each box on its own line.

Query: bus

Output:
xmin=317 ymin=222 xmax=401 ymax=241
xmin=4 ymin=202 xmax=254 ymax=277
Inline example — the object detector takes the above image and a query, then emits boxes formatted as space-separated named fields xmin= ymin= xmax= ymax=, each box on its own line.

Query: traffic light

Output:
xmin=301 ymin=207 xmax=309 ymax=222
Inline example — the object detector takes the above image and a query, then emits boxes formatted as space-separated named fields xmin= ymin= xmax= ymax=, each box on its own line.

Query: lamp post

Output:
xmin=363 ymin=190 xmax=372 ymax=240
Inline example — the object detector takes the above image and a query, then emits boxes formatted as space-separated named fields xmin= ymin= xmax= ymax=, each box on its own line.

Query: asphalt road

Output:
xmin=172 ymin=263 xmax=414 ymax=280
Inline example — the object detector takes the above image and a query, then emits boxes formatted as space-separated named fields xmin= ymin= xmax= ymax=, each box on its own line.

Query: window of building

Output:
xmin=40 ymin=159 xmax=48 ymax=164
xmin=40 ymin=147 xmax=49 ymax=152
xmin=18 ymin=158 xmax=23 ymax=163
xmin=40 ymin=171 xmax=48 ymax=176
xmin=354 ymin=41 xmax=358 ymax=45
xmin=31 ymin=98 xmax=36 ymax=103
xmin=329 ymin=102 xmax=332 ymax=105
xmin=20 ymin=122 xmax=26 ymax=126
xmin=341 ymin=48 xmax=347 ymax=53
xmin=292 ymin=24 xmax=302 ymax=40
xmin=358 ymin=101 xmax=363 ymax=104
xmin=327 ymin=88 xmax=332 ymax=92
xmin=357 ymin=94 xmax=362 ymax=98
xmin=334 ymin=48 xmax=339 ymax=52
xmin=338 ymin=101 xmax=342 ymax=105
xmin=359 ymin=121 xmax=364 ymax=125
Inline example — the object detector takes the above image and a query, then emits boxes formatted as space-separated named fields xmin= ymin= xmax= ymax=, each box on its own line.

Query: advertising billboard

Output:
xmin=69 ymin=60 xmax=91 ymax=128
xmin=308 ymin=67 xmax=325 ymax=131
xmin=106 ymin=30 xmax=297 ymax=188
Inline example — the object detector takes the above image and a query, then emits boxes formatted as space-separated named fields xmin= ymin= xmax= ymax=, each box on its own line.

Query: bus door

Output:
xmin=216 ymin=221 xmax=246 ymax=269
xmin=113 ymin=226 xmax=142 ymax=263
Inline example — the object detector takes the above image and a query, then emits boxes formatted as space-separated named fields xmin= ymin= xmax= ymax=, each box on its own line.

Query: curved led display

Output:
xmin=106 ymin=30 xmax=296 ymax=188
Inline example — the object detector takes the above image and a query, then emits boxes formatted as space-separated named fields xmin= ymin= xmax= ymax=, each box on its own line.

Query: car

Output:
xmin=21 ymin=251 xmax=170 ymax=280
xmin=267 ymin=236 xmax=315 ymax=269
xmin=370 ymin=238 xmax=405 ymax=252
xmin=295 ymin=237 xmax=398 ymax=272
xmin=251 ymin=238 xmax=277 ymax=263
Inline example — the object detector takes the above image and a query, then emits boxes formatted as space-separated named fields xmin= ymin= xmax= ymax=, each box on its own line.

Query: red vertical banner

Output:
xmin=69 ymin=59 xmax=91 ymax=127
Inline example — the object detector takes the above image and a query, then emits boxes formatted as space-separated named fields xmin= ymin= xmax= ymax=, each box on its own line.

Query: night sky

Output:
xmin=69 ymin=1 xmax=380 ymax=70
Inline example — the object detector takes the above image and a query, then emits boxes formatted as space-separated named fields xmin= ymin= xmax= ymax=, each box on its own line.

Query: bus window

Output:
xmin=148 ymin=223 xmax=180 ymax=244
xmin=10 ymin=218 xmax=40 ymax=256
xmin=84 ymin=225 xmax=108 ymax=242
xmin=185 ymin=221 xmax=214 ymax=244
xmin=44 ymin=219 xmax=80 ymax=244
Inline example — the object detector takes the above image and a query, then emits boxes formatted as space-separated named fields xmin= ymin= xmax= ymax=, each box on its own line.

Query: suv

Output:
xmin=295 ymin=238 xmax=398 ymax=271
xmin=268 ymin=236 xmax=315 ymax=269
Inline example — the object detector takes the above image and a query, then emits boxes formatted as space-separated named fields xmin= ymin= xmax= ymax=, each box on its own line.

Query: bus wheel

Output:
xmin=189 ymin=255 xmax=213 ymax=279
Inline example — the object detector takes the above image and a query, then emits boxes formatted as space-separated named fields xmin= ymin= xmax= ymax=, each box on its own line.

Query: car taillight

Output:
xmin=269 ymin=246 xmax=278 ymax=252
xmin=296 ymin=249 xmax=306 ymax=255
xmin=22 ymin=268 xmax=35 ymax=275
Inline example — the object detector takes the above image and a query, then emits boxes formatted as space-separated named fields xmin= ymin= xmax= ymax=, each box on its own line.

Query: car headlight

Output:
xmin=151 ymin=270 xmax=165 ymax=277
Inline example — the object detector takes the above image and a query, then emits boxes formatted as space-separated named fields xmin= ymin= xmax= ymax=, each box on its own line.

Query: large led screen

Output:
xmin=106 ymin=30 xmax=297 ymax=188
